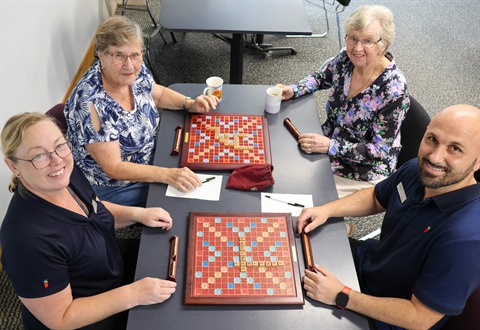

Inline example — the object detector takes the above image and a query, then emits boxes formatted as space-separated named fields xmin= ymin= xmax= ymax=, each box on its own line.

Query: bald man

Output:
xmin=297 ymin=105 xmax=480 ymax=329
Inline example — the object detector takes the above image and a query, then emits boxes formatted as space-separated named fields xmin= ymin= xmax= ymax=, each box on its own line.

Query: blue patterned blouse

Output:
xmin=290 ymin=49 xmax=410 ymax=181
xmin=64 ymin=61 xmax=160 ymax=187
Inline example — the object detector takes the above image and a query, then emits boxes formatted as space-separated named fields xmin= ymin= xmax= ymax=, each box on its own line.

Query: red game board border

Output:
xmin=185 ymin=212 xmax=304 ymax=305
xmin=179 ymin=113 xmax=272 ymax=170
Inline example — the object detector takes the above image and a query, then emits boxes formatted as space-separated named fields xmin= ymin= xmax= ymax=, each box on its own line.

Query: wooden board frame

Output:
xmin=180 ymin=113 xmax=272 ymax=170
xmin=185 ymin=212 xmax=304 ymax=305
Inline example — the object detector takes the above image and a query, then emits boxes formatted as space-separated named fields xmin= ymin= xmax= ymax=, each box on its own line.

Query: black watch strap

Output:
xmin=335 ymin=286 xmax=352 ymax=309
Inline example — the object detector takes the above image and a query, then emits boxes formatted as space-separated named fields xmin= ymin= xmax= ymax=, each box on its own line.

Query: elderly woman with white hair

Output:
xmin=277 ymin=4 xmax=409 ymax=200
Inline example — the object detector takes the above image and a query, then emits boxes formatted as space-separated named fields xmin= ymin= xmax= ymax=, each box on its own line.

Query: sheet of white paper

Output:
xmin=166 ymin=174 xmax=223 ymax=201
xmin=261 ymin=193 xmax=314 ymax=217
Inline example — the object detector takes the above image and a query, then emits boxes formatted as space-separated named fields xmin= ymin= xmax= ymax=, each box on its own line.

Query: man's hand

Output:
xmin=303 ymin=265 xmax=344 ymax=305
xmin=297 ymin=206 xmax=329 ymax=234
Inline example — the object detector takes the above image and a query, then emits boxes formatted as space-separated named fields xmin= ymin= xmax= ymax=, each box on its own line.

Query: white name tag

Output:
xmin=92 ymin=199 xmax=97 ymax=213
xmin=397 ymin=182 xmax=407 ymax=203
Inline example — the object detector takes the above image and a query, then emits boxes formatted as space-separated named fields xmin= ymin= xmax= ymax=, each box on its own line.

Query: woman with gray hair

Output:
xmin=277 ymin=5 xmax=409 ymax=200
xmin=65 ymin=16 xmax=218 ymax=207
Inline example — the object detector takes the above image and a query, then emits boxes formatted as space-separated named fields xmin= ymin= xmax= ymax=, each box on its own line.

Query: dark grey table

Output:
xmin=159 ymin=0 xmax=312 ymax=84
xmin=127 ymin=84 xmax=369 ymax=329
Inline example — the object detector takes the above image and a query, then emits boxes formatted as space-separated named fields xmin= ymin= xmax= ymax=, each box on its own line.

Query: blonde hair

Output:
xmin=94 ymin=15 xmax=144 ymax=55
xmin=1 ymin=112 xmax=58 ymax=192
xmin=344 ymin=4 xmax=396 ymax=53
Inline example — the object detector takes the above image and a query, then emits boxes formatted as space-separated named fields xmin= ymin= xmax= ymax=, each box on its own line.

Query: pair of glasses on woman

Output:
xmin=107 ymin=50 xmax=145 ymax=65
xmin=12 ymin=141 xmax=72 ymax=170
xmin=345 ymin=35 xmax=382 ymax=48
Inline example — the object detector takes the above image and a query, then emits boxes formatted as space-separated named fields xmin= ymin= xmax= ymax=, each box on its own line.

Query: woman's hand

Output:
xmin=298 ymin=133 xmax=330 ymax=153
xmin=135 ymin=207 xmax=173 ymax=230
xmin=130 ymin=277 xmax=177 ymax=305
xmin=275 ymin=84 xmax=294 ymax=101
xmin=190 ymin=95 xmax=218 ymax=113
xmin=165 ymin=167 xmax=203 ymax=192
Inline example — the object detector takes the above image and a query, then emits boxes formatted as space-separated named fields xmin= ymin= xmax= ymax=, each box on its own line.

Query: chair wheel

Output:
xmin=261 ymin=51 xmax=272 ymax=58
xmin=291 ymin=49 xmax=298 ymax=55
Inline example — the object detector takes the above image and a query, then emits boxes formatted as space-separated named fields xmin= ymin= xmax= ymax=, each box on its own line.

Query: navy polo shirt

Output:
xmin=1 ymin=167 xmax=124 ymax=329
xmin=354 ymin=159 xmax=480 ymax=328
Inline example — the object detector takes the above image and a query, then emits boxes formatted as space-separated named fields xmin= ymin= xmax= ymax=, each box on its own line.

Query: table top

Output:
xmin=160 ymin=0 xmax=312 ymax=35
xmin=127 ymin=84 xmax=368 ymax=329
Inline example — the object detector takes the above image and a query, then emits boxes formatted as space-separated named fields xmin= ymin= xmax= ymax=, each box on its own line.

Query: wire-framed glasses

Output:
xmin=11 ymin=141 xmax=72 ymax=170
xmin=345 ymin=35 xmax=382 ymax=48
xmin=107 ymin=50 xmax=145 ymax=65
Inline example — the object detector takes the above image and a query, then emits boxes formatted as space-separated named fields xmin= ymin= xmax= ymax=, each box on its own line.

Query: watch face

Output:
xmin=336 ymin=292 xmax=349 ymax=309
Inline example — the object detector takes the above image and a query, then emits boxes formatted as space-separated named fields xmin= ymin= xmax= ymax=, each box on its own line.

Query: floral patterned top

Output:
xmin=290 ymin=49 xmax=410 ymax=181
xmin=64 ymin=61 xmax=160 ymax=187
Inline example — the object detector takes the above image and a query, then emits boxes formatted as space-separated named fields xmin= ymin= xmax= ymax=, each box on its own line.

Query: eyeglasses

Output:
xmin=345 ymin=35 xmax=382 ymax=48
xmin=11 ymin=141 xmax=72 ymax=170
xmin=107 ymin=50 xmax=145 ymax=65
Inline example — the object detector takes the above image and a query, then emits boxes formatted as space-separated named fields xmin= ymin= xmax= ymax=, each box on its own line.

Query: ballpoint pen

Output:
xmin=202 ymin=177 xmax=216 ymax=183
xmin=265 ymin=195 xmax=304 ymax=208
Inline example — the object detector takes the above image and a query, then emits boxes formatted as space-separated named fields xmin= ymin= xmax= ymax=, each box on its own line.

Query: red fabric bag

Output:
xmin=226 ymin=164 xmax=275 ymax=191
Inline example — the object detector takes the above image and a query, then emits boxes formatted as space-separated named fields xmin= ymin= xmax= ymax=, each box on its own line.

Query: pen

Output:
xmin=265 ymin=195 xmax=304 ymax=208
xmin=202 ymin=177 xmax=216 ymax=183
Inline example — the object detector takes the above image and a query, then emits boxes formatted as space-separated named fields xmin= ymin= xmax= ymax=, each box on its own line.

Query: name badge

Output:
xmin=397 ymin=182 xmax=407 ymax=203
xmin=92 ymin=199 xmax=97 ymax=213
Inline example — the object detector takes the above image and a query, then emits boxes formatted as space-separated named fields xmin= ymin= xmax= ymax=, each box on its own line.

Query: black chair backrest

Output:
xmin=442 ymin=285 xmax=480 ymax=329
xmin=397 ymin=96 xmax=431 ymax=168
xmin=45 ymin=103 xmax=67 ymax=134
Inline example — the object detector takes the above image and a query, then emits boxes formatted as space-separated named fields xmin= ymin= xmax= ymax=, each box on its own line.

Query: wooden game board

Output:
xmin=180 ymin=114 xmax=272 ymax=170
xmin=185 ymin=212 xmax=304 ymax=305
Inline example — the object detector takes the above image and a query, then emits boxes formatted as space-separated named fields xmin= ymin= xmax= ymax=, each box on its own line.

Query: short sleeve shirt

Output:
xmin=0 ymin=167 xmax=125 ymax=328
xmin=64 ymin=61 xmax=160 ymax=187
xmin=355 ymin=159 xmax=480 ymax=323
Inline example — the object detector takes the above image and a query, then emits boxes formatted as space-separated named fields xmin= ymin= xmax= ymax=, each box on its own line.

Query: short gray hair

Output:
xmin=344 ymin=5 xmax=395 ymax=53
xmin=94 ymin=15 xmax=144 ymax=54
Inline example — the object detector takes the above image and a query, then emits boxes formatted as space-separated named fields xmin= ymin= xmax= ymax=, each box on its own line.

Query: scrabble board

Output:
xmin=185 ymin=212 xmax=304 ymax=305
xmin=180 ymin=114 xmax=272 ymax=170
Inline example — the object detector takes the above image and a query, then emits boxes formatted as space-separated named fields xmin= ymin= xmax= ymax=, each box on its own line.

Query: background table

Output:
xmin=159 ymin=0 xmax=312 ymax=84
xmin=127 ymin=84 xmax=369 ymax=329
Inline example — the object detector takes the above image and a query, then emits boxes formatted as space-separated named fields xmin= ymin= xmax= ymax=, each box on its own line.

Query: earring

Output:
xmin=17 ymin=173 xmax=21 ymax=177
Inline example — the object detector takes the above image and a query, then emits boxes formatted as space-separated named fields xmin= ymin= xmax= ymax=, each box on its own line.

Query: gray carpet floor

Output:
xmin=1 ymin=0 xmax=479 ymax=328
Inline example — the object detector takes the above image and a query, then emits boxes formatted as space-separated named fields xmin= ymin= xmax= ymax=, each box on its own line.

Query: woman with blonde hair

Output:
xmin=1 ymin=112 xmax=176 ymax=329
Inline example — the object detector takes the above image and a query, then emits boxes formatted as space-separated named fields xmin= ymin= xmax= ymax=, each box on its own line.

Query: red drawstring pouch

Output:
xmin=226 ymin=164 xmax=275 ymax=191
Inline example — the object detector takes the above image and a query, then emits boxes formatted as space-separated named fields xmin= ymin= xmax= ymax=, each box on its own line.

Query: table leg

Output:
xmin=230 ymin=33 xmax=244 ymax=84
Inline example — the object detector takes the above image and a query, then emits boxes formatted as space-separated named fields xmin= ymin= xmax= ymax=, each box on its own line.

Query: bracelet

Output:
xmin=182 ymin=96 xmax=192 ymax=110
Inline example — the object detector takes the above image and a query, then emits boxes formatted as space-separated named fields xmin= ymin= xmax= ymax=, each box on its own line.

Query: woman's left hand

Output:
xmin=136 ymin=207 xmax=173 ymax=230
xmin=298 ymin=133 xmax=330 ymax=153
xmin=190 ymin=95 xmax=218 ymax=113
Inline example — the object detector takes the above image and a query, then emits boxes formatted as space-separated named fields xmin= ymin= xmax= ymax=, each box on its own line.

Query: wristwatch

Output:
xmin=182 ymin=96 xmax=192 ymax=110
xmin=335 ymin=286 xmax=352 ymax=309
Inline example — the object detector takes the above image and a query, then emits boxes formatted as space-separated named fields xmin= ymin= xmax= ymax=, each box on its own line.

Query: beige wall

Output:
xmin=0 ymin=0 xmax=117 ymax=224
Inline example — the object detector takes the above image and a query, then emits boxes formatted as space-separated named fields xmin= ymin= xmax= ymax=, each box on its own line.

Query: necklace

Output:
xmin=348 ymin=59 xmax=382 ymax=99
xmin=67 ymin=186 xmax=89 ymax=216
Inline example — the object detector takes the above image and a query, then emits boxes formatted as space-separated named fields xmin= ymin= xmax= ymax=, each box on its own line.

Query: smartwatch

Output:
xmin=335 ymin=286 xmax=352 ymax=309
xmin=182 ymin=96 xmax=192 ymax=110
